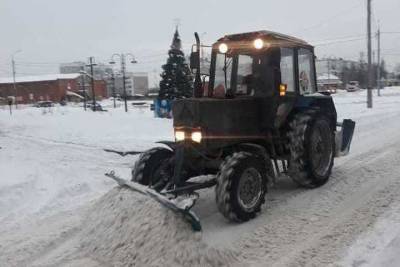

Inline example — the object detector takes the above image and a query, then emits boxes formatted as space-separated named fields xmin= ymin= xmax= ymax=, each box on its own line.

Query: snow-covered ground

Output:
xmin=1 ymin=88 xmax=400 ymax=266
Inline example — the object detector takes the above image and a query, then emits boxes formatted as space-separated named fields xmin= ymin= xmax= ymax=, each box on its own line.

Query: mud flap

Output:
xmin=335 ymin=119 xmax=356 ymax=157
xmin=105 ymin=171 xmax=202 ymax=232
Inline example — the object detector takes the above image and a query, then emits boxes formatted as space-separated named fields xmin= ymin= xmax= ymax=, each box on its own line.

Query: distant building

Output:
xmin=0 ymin=74 xmax=107 ymax=104
xmin=317 ymin=73 xmax=343 ymax=92
xmin=116 ymin=73 xmax=133 ymax=97
xmin=60 ymin=62 xmax=113 ymax=80
xmin=132 ymin=72 xmax=149 ymax=95
xmin=107 ymin=72 xmax=149 ymax=97
xmin=316 ymin=58 xmax=360 ymax=77
xmin=60 ymin=62 xmax=85 ymax=74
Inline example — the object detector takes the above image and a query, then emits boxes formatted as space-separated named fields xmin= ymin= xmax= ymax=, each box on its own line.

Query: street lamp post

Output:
xmin=111 ymin=72 xmax=116 ymax=108
xmin=11 ymin=50 xmax=22 ymax=108
xmin=110 ymin=53 xmax=137 ymax=112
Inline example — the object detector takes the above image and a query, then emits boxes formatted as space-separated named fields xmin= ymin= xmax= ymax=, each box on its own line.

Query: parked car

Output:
xmin=346 ymin=81 xmax=360 ymax=92
xmin=34 ymin=101 xmax=54 ymax=108
xmin=86 ymin=102 xmax=106 ymax=111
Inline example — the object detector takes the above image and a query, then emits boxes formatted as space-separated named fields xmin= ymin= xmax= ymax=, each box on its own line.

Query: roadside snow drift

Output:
xmin=70 ymin=188 xmax=238 ymax=266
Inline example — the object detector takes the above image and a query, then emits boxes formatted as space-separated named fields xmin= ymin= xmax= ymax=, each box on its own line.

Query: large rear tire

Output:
xmin=215 ymin=152 xmax=269 ymax=222
xmin=287 ymin=111 xmax=335 ymax=188
xmin=131 ymin=147 xmax=173 ymax=187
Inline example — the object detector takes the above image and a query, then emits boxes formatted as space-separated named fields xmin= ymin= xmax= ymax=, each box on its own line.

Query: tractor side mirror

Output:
xmin=190 ymin=51 xmax=200 ymax=71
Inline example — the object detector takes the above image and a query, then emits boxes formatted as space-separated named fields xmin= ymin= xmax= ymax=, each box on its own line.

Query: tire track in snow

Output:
xmin=234 ymin=140 xmax=400 ymax=266
xmin=198 ymin=107 xmax=400 ymax=265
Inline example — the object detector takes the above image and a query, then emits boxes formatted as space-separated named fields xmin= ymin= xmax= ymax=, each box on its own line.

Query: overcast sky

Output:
xmin=0 ymin=0 xmax=399 ymax=85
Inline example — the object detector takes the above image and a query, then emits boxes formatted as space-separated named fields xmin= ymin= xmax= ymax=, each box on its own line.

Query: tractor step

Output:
xmin=105 ymin=171 xmax=202 ymax=232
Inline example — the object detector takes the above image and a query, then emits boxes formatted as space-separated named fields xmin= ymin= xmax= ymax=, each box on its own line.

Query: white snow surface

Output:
xmin=1 ymin=89 xmax=400 ymax=266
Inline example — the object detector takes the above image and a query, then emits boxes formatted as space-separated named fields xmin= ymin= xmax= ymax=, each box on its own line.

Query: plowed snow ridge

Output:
xmin=75 ymin=188 xmax=238 ymax=266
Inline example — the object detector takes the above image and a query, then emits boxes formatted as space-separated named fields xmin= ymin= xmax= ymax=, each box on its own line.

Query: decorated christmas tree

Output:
xmin=159 ymin=27 xmax=193 ymax=100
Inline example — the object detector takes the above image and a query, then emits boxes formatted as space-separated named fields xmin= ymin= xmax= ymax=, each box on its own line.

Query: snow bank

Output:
xmin=0 ymin=102 xmax=172 ymax=151
xmin=75 ymin=187 xmax=238 ymax=266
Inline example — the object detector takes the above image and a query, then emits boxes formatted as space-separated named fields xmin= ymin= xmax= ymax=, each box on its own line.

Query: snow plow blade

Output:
xmin=105 ymin=171 xmax=202 ymax=232
xmin=336 ymin=119 xmax=356 ymax=157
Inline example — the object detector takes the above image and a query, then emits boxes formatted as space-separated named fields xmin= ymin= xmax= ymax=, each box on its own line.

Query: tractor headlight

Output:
xmin=191 ymin=131 xmax=202 ymax=143
xmin=175 ymin=131 xmax=185 ymax=142
xmin=254 ymin=38 xmax=264 ymax=49
xmin=219 ymin=43 xmax=228 ymax=54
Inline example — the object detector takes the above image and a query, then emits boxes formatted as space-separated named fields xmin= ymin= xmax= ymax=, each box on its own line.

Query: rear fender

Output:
xmin=335 ymin=119 xmax=356 ymax=157
xmin=295 ymin=94 xmax=337 ymax=129
xmin=236 ymin=143 xmax=269 ymax=160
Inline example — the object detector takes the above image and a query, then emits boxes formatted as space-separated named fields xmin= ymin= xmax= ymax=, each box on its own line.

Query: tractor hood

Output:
xmin=172 ymin=97 xmax=276 ymax=139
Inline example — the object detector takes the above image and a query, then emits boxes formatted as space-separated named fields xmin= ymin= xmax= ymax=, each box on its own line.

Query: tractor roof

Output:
xmin=216 ymin=30 xmax=312 ymax=49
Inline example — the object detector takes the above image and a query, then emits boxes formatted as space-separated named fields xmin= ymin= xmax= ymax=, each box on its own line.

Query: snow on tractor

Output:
xmin=106 ymin=30 xmax=355 ymax=231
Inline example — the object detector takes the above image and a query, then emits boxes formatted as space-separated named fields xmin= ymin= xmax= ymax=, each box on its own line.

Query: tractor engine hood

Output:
xmin=172 ymin=97 xmax=275 ymax=140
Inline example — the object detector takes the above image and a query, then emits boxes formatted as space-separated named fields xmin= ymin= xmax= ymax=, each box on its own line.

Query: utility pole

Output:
xmin=367 ymin=0 xmax=373 ymax=108
xmin=12 ymin=59 xmax=17 ymax=108
xmin=11 ymin=50 xmax=21 ymax=108
xmin=86 ymin=57 xmax=97 ymax=111
xmin=80 ymin=66 xmax=87 ymax=111
xmin=377 ymin=27 xmax=381 ymax=96
xmin=110 ymin=53 xmax=137 ymax=112
xmin=327 ymin=58 xmax=331 ymax=80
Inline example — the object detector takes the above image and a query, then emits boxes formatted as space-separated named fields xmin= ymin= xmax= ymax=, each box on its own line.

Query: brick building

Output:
xmin=0 ymin=74 xmax=107 ymax=104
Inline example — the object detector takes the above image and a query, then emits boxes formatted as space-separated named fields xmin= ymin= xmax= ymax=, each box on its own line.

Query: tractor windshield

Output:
xmin=213 ymin=53 xmax=233 ymax=97
xmin=212 ymin=50 xmax=280 ymax=98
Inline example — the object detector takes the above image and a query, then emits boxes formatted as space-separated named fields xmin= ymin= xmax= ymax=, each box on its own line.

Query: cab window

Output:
xmin=298 ymin=49 xmax=316 ymax=94
xmin=236 ymin=55 xmax=253 ymax=95
xmin=213 ymin=53 xmax=232 ymax=97
xmin=280 ymin=48 xmax=295 ymax=93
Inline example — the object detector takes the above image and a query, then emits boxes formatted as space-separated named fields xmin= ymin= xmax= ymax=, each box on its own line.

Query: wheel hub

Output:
xmin=310 ymin=122 xmax=333 ymax=177
xmin=237 ymin=167 xmax=263 ymax=211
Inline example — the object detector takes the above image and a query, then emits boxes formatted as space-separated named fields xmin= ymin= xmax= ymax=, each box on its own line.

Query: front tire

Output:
xmin=287 ymin=111 xmax=335 ymax=188
xmin=215 ymin=152 xmax=269 ymax=222
xmin=131 ymin=147 xmax=173 ymax=187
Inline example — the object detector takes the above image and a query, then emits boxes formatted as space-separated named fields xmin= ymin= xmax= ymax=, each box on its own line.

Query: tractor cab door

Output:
xmin=293 ymin=48 xmax=337 ymax=124
xmin=274 ymin=47 xmax=297 ymax=128
xmin=297 ymin=48 xmax=317 ymax=96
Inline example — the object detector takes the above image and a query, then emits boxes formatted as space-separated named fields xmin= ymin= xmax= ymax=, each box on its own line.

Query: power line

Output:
xmin=296 ymin=0 xmax=364 ymax=32
xmin=314 ymin=37 xmax=365 ymax=47
xmin=381 ymin=32 xmax=400 ymax=35
xmin=312 ymin=34 xmax=365 ymax=43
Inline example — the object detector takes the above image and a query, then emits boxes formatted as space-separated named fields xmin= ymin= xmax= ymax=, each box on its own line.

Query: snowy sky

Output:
xmin=0 ymin=0 xmax=399 ymax=85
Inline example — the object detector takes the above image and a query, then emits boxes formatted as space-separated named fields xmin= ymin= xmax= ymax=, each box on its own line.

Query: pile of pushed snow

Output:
xmin=76 ymin=187 xmax=238 ymax=266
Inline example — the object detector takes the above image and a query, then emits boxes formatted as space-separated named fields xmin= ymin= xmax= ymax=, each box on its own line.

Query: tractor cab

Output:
xmin=191 ymin=31 xmax=318 ymax=99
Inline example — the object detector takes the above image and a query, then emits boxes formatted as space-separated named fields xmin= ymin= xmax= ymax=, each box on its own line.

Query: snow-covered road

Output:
xmin=1 ymin=90 xmax=400 ymax=266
